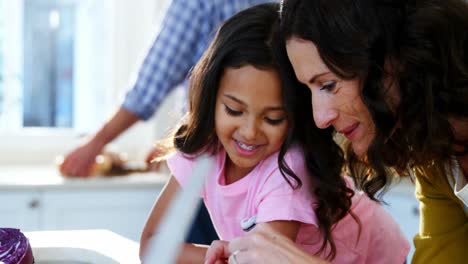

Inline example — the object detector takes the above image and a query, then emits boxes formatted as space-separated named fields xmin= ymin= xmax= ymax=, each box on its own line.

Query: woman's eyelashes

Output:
xmin=319 ymin=80 xmax=337 ymax=92
xmin=223 ymin=104 xmax=286 ymax=126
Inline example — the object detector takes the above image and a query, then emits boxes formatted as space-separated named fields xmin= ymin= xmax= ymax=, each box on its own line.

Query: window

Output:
xmin=0 ymin=0 xmax=170 ymax=164
xmin=0 ymin=0 xmax=71 ymax=128
xmin=24 ymin=0 xmax=75 ymax=127
xmin=0 ymin=0 xmax=113 ymax=131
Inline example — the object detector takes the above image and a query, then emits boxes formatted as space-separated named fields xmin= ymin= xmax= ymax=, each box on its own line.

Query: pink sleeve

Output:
xmin=255 ymin=149 xmax=318 ymax=227
xmin=166 ymin=151 xmax=196 ymax=187
xmin=365 ymin=204 xmax=410 ymax=263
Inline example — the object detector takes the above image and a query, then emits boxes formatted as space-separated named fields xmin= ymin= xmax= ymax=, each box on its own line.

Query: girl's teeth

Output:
xmin=238 ymin=141 xmax=256 ymax=151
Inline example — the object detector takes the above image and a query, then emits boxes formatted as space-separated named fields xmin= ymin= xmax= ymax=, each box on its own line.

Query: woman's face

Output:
xmin=286 ymin=37 xmax=375 ymax=156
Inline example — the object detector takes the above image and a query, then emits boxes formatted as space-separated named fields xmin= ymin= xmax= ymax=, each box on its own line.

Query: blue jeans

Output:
xmin=184 ymin=202 xmax=218 ymax=244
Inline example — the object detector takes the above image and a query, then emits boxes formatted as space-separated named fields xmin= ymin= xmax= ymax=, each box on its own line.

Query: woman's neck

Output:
xmin=457 ymin=155 xmax=468 ymax=182
xmin=448 ymin=116 xmax=468 ymax=180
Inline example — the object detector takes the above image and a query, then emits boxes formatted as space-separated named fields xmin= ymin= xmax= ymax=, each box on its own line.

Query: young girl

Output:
xmin=140 ymin=3 xmax=409 ymax=264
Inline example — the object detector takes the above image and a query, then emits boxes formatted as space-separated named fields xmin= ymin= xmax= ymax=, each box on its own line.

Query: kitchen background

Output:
xmin=0 ymin=0 xmax=419 ymax=262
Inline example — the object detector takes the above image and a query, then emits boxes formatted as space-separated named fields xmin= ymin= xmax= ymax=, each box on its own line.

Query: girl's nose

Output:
xmin=239 ymin=118 xmax=258 ymax=141
xmin=312 ymin=95 xmax=338 ymax=129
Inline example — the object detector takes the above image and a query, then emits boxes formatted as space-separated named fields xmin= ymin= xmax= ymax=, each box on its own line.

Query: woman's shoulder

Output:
xmin=412 ymin=161 xmax=450 ymax=186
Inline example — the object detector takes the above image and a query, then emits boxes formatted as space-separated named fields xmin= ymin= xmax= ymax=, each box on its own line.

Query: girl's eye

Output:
xmin=265 ymin=117 xmax=285 ymax=126
xmin=224 ymin=105 xmax=242 ymax=116
xmin=320 ymin=80 xmax=337 ymax=91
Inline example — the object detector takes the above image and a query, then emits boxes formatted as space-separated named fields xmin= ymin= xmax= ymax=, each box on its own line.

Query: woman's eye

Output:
xmin=224 ymin=105 xmax=242 ymax=116
xmin=320 ymin=80 xmax=337 ymax=91
xmin=265 ymin=117 xmax=285 ymax=126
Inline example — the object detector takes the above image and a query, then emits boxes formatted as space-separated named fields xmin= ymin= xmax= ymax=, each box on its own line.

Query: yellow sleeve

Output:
xmin=411 ymin=165 xmax=468 ymax=264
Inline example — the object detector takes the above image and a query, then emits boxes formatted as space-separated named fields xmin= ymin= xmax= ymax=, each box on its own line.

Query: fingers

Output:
xmin=146 ymin=148 xmax=166 ymax=172
xmin=228 ymin=223 xmax=271 ymax=254
xmin=205 ymin=240 xmax=229 ymax=264
xmin=227 ymin=249 xmax=261 ymax=264
xmin=61 ymin=156 xmax=89 ymax=177
xmin=226 ymin=223 xmax=279 ymax=264
xmin=147 ymin=161 xmax=162 ymax=172
xmin=145 ymin=147 xmax=162 ymax=164
xmin=58 ymin=148 xmax=96 ymax=177
xmin=227 ymin=250 xmax=240 ymax=264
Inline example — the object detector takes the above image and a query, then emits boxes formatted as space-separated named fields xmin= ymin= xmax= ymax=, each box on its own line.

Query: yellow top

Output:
xmin=411 ymin=162 xmax=468 ymax=264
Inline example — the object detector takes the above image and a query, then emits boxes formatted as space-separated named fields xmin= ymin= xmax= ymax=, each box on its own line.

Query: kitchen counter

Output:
xmin=1 ymin=165 xmax=169 ymax=190
xmin=0 ymin=165 xmax=168 ymax=241
xmin=27 ymin=229 xmax=140 ymax=263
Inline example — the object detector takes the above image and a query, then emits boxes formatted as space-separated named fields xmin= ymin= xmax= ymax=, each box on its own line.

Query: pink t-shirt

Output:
xmin=167 ymin=146 xmax=409 ymax=263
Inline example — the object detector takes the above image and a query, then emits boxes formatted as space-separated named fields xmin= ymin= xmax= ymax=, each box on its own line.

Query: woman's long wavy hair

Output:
xmin=398 ymin=0 xmax=468 ymax=164
xmin=272 ymin=32 xmax=354 ymax=260
xmin=280 ymin=0 xmax=468 ymax=197
xmin=165 ymin=2 xmax=353 ymax=259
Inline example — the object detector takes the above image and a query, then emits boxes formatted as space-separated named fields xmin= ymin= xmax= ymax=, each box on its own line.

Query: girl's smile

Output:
xmin=233 ymin=139 xmax=263 ymax=156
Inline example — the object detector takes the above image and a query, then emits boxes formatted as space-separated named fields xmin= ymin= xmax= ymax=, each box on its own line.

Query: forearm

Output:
xmin=176 ymin=244 xmax=208 ymax=264
xmin=140 ymin=241 xmax=207 ymax=264
xmin=92 ymin=107 xmax=140 ymax=146
xmin=280 ymin=240 xmax=329 ymax=264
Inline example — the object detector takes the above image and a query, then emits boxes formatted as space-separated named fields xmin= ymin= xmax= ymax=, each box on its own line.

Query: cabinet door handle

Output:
xmin=29 ymin=199 xmax=40 ymax=209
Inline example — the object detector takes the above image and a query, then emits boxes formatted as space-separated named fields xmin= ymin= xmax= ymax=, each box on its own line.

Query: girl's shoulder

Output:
xmin=258 ymin=144 xmax=306 ymax=173
xmin=282 ymin=144 xmax=307 ymax=167
xmin=167 ymin=149 xmax=223 ymax=172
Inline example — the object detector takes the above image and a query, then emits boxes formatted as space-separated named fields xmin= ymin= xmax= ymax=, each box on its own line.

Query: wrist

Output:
xmin=89 ymin=131 xmax=108 ymax=151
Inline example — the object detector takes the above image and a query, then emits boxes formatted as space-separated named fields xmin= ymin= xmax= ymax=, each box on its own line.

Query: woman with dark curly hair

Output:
xmin=226 ymin=0 xmax=468 ymax=263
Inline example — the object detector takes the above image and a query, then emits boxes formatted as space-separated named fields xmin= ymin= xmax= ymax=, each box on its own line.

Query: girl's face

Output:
xmin=286 ymin=37 xmax=375 ymax=156
xmin=215 ymin=65 xmax=288 ymax=179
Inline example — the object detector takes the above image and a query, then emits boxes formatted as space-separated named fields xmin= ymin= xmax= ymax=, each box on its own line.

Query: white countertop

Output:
xmin=1 ymin=165 xmax=168 ymax=190
xmin=27 ymin=229 xmax=140 ymax=263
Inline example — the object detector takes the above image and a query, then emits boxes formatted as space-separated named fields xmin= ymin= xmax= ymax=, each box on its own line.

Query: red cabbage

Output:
xmin=0 ymin=228 xmax=34 ymax=264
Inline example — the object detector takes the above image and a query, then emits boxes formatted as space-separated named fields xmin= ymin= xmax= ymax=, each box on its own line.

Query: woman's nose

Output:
xmin=312 ymin=95 xmax=338 ymax=129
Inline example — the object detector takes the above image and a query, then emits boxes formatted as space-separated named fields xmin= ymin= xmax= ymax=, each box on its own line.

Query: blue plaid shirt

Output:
xmin=122 ymin=0 xmax=272 ymax=120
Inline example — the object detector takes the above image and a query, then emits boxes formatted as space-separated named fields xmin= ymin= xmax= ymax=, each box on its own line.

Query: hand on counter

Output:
xmin=145 ymin=147 xmax=168 ymax=172
xmin=58 ymin=145 xmax=166 ymax=178
xmin=59 ymin=138 xmax=104 ymax=177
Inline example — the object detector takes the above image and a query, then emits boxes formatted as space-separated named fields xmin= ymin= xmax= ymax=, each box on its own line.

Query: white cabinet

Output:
xmin=0 ymin=191 xmax=41 ymax=231
xmin=0 ymin=188 xmax=160 ymax=242
xmin=41 ymin=189 xmax=159 ymax=241
xmin=0 ymin=167 xmax=166 ymax=242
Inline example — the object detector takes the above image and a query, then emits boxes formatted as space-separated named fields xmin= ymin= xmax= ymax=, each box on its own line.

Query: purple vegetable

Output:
xmin=0 ymin=228 xmax=34 ymax=264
